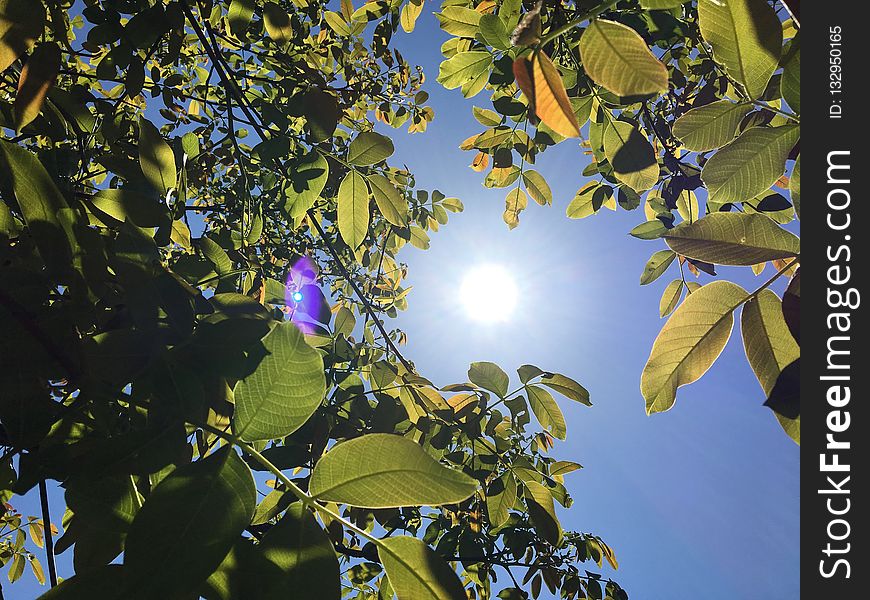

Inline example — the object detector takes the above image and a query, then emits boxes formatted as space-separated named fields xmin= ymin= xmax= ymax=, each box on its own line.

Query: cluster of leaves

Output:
xmin=435 ymin=0 xmax=801 ymax=443
xmin=0 ymin=0 xmax=627 ymax=598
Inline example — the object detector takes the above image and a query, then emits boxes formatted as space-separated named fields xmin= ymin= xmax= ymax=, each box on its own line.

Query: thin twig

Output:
xmin=37 ymin=480 xmax=58 ymax=587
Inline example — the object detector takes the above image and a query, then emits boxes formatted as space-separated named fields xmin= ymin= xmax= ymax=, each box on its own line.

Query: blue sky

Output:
xmin=385 ymin=11 xmax=800 ymax=600
xmin=6 ymin=8 xmax=798 ymax=600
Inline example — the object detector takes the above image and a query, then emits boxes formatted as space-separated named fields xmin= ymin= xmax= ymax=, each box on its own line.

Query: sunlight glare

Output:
xmin=460 ymin=265 xmax=518 ymax=322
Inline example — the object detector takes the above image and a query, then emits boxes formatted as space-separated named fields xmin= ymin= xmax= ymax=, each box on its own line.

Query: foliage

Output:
xmin=0 ymin=0 xmax=628 ymax=598
xmin=435 ymin=0 xmax=801 ymax=444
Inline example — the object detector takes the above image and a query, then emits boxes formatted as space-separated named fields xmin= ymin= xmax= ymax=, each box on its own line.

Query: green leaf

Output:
xmin=522 ymin=170 xmax=552 ymax=206
xmin=0 ymin=140 xmax=74 ymax=278
xmin=701 ymin=125 xmax=800 ymax=204
xmin=309 ymin=433 xmax=478 ymax=508
xmin=790 ymin=154 xmax=800 ymax=220
xmin=659 ymin=279 xmax=683 ymax=318
xmin=409 ymin=225 xmax=430 ymax=250
xmin=0 ymin=0 xmax=44 ymax=73
xmin=380 ymin=536 xmax=466 ymax=600
xmin=400 ymin=0 xmax=424 ymax=33
xmin=502 ymin=188 xmax=528 ymax=229
xmin=642 ymin=281 xmax=747 ymax=413
xmin=698 ymin=0 xmax=782 ymax=99
xmin=337 ymin=170 xmax=370 ymax=249
xmin=523 ymin=481 xmax=562 ymax=546
xmin=781 ymin=40 xmax=800 ymax=114
xmin=486 ymin=473 xmax=517 ymax=528
xmin=539 ymin=373 xmax=591 ymax=406
xmin=472 ymin=106 xmax=502 ymax=127
xmin=302 ymin=89 xmax=341 ymax=142
xmin=468 ymin=361 xmax=509 ymax=397
xmin=479 ymin=13 xmax=511 ymax=50
xmin=676 ymin=190 xmax=699 ymax=223
xmin=578 ymin=19 xmax=668 ymax=96
xmin=139 ymin=117 xmax=177 ymax=195
xmin=765 ymin=360 xmax=800 ymax=443
xmin=197 ymin=235 xmax=233 ymax=275
xmin=347 ymin=131 xmax=395 ymax=166
xmin=437 ymin=51 xmax=492 ymax=90
xmin=436 ymin=7 xmax=481 ymax=37
xmin=741 ymin=289 xmax=799 ymax=396
xmin=284 ymin=151 xmax=329 ymax=219
xmin=367 ymin=174 xmax=408 ymax=227
xmin=90 ymin=188 xmax=167 ymax=228
xmin=566 ymin=183 xmax=609 ymax=219
xmin=630 ymin=220 xmax=667 ymax=240
xmin=13 ymin=41 xmax=60 ymax=132
xmin=639 ymin=249 xmax=676 ymax=285
xmin=227 ymin=0 xmax=255 ymax=39
xmin=526 ymin=385 xmax=567 ymax=440
xmin=233 ymin=321 xmax=326 ymax=442
xmin=603 ymin=120 xmax=659 ymax=192
xmin=263 ymin=2 xmax=293 ymax=44
xmin=664 ymin=212 xmax=799 ymax=266
xmin=256 ymin=504 xmax=341 ymax=599
xmin=124 ymin=447 xmax=256 ymax=597
xmin=672 ymin=101 xmax=752 ymax=152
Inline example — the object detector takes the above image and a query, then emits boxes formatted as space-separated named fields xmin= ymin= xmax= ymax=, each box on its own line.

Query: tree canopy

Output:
xmin=0 ymin=0 xmax=799 ymax=598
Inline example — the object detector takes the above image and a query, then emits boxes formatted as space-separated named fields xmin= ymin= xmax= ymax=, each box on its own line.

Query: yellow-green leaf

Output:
xmin=672 ymin=100 xmax=752 ymax=152
xmin=790 ymin=154 xmax=800 ymax=220
xmin=527 ymin=384 xmax=567 ymax=440
xmin=347 ymin=131 xmax=394 ymax=166
xmin=659 ymin=279 xmax=683 ymax=317
xmin=233 ymin=321 xmax=326 ymax=442
xmin=642 ymin=281 xmax=747 ymax=413
xmin=309 ymin=433 xmax=478 ymax=508
xmin=640 ymin=249 xmax=676 ymax=285
xmin=138 ymin=117 xmax=177 ymax=195
xmin=486 ymin=473 xmax=517 ymax=528
xmin=578 ymin=19 xmax=668 ymax=96
xmin=263 ymin=2 xmax=293 ymax=44
xmin=367 ymin=173 xmax=408 ymax=227
xmin=664 ymin=212 xmax=799 ymax=266
xmin=698 ymin=0 xmax=782 ymax=99
xmin=337 ymin=170 xmax=370 ymax=249
xmin=522 ymin=170 xmax=552 ymax=206
xmin=701 ymin=125 xmax=800 ymax=204
xmin=380 ymin=536 xmax=466 ymax=600
xmin=603 ymin=120 xmax=659 ymax=192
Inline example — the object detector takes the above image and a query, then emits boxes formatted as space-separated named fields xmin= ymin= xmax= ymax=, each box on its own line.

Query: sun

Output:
xmin=460 ymin=264 xmax=518 ymax=323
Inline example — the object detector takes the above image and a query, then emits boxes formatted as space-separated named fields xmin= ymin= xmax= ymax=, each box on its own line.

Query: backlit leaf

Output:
xmin=337 ymin=170 xmax=370 ymax=249
xmin=522 ymin=170 xmax=552 ymax=206
xmin=698 ymin=0 xmax=782 ymax=98
xmin=380 ymin=536 xmax=466 ymax=600
xmin=664 ymin=212 xmax=799 ymax=266
xmin=640 ymin=249 xmax=676 ymax=285
xmin=348 ymin=131 xmax=395 ymax=166
xmin=368 ymin=174 xmax=409 ymax=227
xmin=309 ymin=433 xmax=478 ymax=508
xmin=524 ymin=481 xmax=562 ymax=546
xmin=701 ymin=125 xmax=800 ymax=204
xmin=502 ymin=188 xmax=528 ymax=229
xmin=468 ymin=361 xmax=509 ymax=397
xmin=527 ymin=384 xmax=567 ymax=440
xmin=233 ymin=321 xmax=326 ymax=442
xmin=578 ymin=19 xmax=668 ymax=96
xmin=672 ymin=101 xmax=752 ymax=152
xmin=514 ymin=52 xmax=579 ymax=138
xmin=603 ymin=120 xmax=659 ymax=192
xmin=642 ymin=281 xmax=747 ymax=413
xmin=139 ymin=117 xmax=177 ymax=195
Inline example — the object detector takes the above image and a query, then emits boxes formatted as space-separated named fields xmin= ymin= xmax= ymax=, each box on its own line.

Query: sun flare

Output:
xmin=460 ymin=264 xmax=518 ymax=323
